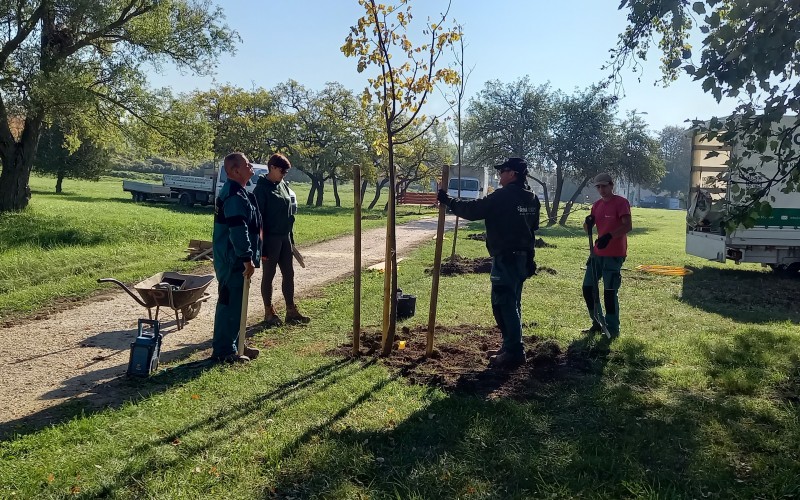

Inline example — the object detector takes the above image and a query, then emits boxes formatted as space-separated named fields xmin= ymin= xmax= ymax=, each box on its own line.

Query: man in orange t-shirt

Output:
xmin=582 ymin=172 xmax=632 ymax=337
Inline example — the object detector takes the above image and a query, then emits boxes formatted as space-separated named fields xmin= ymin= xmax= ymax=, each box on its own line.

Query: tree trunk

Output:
xmin=548 ymin=164 xmax=564 ymax=227
xmin=0 ymin=119 xmax=42 ymax=212
xmin=332 ymin=173 xmax=340 ymax=207
xmin=558 ymin=177 xmax=590 ymax=225
xmin=360 ymin=179 xmax=368 ymax=201
xmin=368 ymin=178 xmax=389 ymax=210
xmin=315 ymin=180 xmax=324 ymax=206
xmin=529 ymin=174 xmax=551 ymax=226
xmin=56 ymin=169 xmax=65 ymax=194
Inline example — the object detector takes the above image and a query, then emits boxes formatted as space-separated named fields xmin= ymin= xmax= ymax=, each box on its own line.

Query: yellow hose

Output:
xmin=634 ymin=265 xmax=693 ymax=276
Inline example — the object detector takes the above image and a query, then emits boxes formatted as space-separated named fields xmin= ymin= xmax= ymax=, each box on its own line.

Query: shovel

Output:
xmin=586 ymin=221 xmax=611 ymax=339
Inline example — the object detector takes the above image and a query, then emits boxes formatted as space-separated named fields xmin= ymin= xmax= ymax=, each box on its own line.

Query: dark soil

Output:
xmin=331 ymin=325 xmax=611 ymax=399
xmin=433 ymin=255 xmax=493 ymax=275
xmin=467 ymin=232 xmax=556 ymax=249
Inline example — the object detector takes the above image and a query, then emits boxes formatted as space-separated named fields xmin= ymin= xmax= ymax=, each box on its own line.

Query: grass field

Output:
xmin=0 ymin=199 xmax=798 ymax=498
xmin=0 ymin=175 xmax=425 ymax=318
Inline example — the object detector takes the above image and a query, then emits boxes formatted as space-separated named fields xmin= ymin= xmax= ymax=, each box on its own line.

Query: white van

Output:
xmin=216 ymin=163 xmax=298 ymax=214
xmin=447 ymin=176 xmax=482 ymax=201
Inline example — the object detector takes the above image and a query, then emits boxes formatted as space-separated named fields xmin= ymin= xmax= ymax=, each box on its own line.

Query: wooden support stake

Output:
xmin=353 ymin=165 xmax=362 ymax=356
xmin=427 ymin=165 xmax=449 ymax=356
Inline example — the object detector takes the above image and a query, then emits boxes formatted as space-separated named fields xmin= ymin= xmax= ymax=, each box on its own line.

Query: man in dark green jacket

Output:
xmin=254 ymin=153 xmax=310 ymax=327
xmin=437 ymin=158 xmax=540 ymax=369
xmin=212 ymin=152 xmax=262 ymax=363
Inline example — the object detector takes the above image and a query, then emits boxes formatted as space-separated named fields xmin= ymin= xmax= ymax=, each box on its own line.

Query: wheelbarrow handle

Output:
xmin=97 ymin=278 xmax=149 ymax=308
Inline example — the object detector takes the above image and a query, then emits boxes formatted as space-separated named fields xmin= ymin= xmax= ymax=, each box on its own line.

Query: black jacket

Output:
xmin=449 ymin=182 xmax=540 ymax=257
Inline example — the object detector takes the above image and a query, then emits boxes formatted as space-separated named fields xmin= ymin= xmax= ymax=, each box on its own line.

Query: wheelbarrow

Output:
xmin=98 ymin=272 xmax=214 ymax=330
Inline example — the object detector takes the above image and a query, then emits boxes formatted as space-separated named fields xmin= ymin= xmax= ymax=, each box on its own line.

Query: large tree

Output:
xmin=611 ymin=0 xmax=800 ymax=226
xmin=0 ymin=0 xmax=236 ymax=212
xmin=657 ymin=125 xmax=692 ymax=196
xmin=34 ymin=124 xmax=111 ymax=193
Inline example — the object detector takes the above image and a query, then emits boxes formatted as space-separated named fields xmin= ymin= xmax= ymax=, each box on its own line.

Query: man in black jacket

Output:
xmin=438 ymin=158 xmax=540 ymax=369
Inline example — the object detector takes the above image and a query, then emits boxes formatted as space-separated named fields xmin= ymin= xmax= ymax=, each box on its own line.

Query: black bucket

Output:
xmin=397 ymin=294 xmax=416 ymax=320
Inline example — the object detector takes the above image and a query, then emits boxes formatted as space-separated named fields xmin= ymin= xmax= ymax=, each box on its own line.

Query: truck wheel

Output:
xmin=179 ymin=192 xmax=194 ymax=207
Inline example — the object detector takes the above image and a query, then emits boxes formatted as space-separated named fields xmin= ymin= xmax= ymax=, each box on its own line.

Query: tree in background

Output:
xmin=342 ymin=0 xmax=460 ymax=355
xmin=611 ymin=0 xmax=800 ymax=227
xmin=395 ymin=120 xmax=452 ymax=197
xmin=192 ymin=85 xmax=284 ymax=163
xmin=657 ymin=125 xmax=692 ymax=196
xmin=34 ymin=125 xmax=111 ymax=193
xmin=278 ymin=81 xmax=362 ymax=207
xmin=0 ymin=0 xmax=236 ymax=212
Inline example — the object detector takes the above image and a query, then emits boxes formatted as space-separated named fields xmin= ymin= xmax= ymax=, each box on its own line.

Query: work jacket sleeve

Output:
xmin=223 ymin=195 xmax=254 ymax=264
xmin=449 ymin=191 xmax=498 ymax=221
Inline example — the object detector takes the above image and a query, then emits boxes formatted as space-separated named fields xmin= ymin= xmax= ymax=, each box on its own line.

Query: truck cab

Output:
xmin=447 ymin=176 xmax=482 ymax=201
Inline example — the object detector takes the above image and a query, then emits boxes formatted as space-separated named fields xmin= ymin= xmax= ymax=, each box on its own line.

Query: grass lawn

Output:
xmin=1 ymin=206 xmax=799 ymax=498
xmin=0 ymin=174 xmax=428 ymax=318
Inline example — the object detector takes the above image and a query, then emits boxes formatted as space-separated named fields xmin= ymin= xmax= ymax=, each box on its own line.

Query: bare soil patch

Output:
xmin=331 ymin=325 xmax=609 ymax=399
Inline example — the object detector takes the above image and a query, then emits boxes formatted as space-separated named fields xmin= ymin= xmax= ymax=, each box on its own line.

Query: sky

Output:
xmin=150 ymin=0 xmax=738 ymax=132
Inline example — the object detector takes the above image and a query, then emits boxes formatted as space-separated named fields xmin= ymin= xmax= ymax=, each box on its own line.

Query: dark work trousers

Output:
xmin=261 ymin=234 xmax=295 ymax=307
xmin=582 ymin=255 xmax=625 ymax=333
xmin=490 ymin=251 xmax=528 ymax=356
xmin=212 ymin=265 xmax=245 ymax=358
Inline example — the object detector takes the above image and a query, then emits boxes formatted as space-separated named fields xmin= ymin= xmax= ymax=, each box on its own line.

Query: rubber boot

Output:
xmin=285 ymin=304 xmax=310 ymax=325
xmin=264 ymin=305 xmax=283 ymax=328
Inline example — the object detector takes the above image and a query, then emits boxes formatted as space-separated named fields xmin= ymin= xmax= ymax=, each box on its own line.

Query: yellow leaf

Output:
xmin=47 ymin=473 xmax=55 ymax=483
xmin=191 ymin=394 xmax=200 ymax=400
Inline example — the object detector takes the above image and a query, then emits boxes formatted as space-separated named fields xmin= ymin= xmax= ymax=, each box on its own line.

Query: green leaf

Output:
xmin=692 ymin=2 xmax=706 ymax=14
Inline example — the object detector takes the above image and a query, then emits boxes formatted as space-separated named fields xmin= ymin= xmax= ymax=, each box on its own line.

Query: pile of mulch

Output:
xmin=331 ymin=325 xmax=609 ymax=399
xmin=466 ymin=232 xmax=556 ymax=249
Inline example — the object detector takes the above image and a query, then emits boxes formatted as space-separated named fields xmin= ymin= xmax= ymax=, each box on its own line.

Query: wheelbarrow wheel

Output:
xmin=181 ymin=302 xmax=203 ymax=321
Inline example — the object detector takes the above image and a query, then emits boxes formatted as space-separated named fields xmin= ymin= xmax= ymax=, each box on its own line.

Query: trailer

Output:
xmin=123 ymin=169 xmax=219 ymax=207
xmin=685 ymin=116 xmax=800 ymax=275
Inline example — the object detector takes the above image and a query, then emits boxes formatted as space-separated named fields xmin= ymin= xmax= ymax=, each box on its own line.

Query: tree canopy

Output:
xmin=611 ymin=0 xmax=800 ymax=225
xmin=0 ymin=0 xmax=237 ymax=212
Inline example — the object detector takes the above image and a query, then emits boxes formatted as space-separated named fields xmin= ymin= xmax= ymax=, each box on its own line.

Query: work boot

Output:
xmin=581 ymin=322 xmax=602 ymax=335
xmin=214 ymin=353 xmax=250 ymax=364
xmin=488 ymin=351 xmax=526 ymax=369
xmin=285 ymin=304 xmax=310 ymax=325
xmin=486 ymin=347 xmax=505 ymax=359
xmin=243 ymin=345 xmax=260 ymax=360
xmin=264 ymin=305 xmax=283 ymax=328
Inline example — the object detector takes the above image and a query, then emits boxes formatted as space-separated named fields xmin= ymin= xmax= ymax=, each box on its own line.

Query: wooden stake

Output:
xmin=353 ymin=165 xmax=362 ymax=356
xmin=427 ymin=165 xmax=449 ymax=356
xmin=237 ymin=277 xmax=250 ymax=356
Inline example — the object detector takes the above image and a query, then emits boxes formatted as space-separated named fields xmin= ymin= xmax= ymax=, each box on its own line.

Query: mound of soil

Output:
xmin=331 ymin=325 xmax=609 ymax=399
xmin=436 ymin=255 xmax=493 ymax=275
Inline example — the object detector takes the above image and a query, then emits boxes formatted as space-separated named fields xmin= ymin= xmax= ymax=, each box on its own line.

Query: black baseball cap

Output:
xmin=494 ymin=157 xmax=528 ymax=174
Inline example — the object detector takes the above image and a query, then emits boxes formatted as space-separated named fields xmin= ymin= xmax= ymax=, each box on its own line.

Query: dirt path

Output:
xmin=0 ymin=216 xmax=463 ymax=435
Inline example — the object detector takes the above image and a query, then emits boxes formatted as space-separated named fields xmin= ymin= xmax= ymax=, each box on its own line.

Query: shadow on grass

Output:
xmin=31 ymin=189 xmax=130 ymax=205
xmin=0 ymin=211 xmax=114 ymax=250
xmin=680 ymin=266 xmax=800 ymax=323
xmin=264 ymin=335 xmax=797 ymax=498
xmin=0 ymin=326 xmax=211 ymax=441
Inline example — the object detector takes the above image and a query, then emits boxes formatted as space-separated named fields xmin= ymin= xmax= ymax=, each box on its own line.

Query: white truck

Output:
xmin=123 ymin=162 xmax=298 ymax=212
xmin=123 ymin=169 xmax=222 ymax=207
xmin=447 ymin=176 xmax=483 ymax=201
xmin=685 ymin=117 xmax=800 ymax=275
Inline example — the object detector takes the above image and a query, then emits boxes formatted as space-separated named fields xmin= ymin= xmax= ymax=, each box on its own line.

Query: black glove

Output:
xmin=596 ymin=232 xmax=612 ymax=249
xmin=437 ymin=189 xmax=451 ymax=206
xmin=584 ymin=215 xmax=595 ymax=229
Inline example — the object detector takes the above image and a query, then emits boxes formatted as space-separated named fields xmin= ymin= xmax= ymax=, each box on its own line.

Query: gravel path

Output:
xmin=0 ymin=216 xmax=463 ymax=436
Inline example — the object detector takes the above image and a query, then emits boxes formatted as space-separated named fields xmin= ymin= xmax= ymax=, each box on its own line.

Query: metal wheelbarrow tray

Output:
xmin=98 ymin=272 xmax=214 ymax=330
